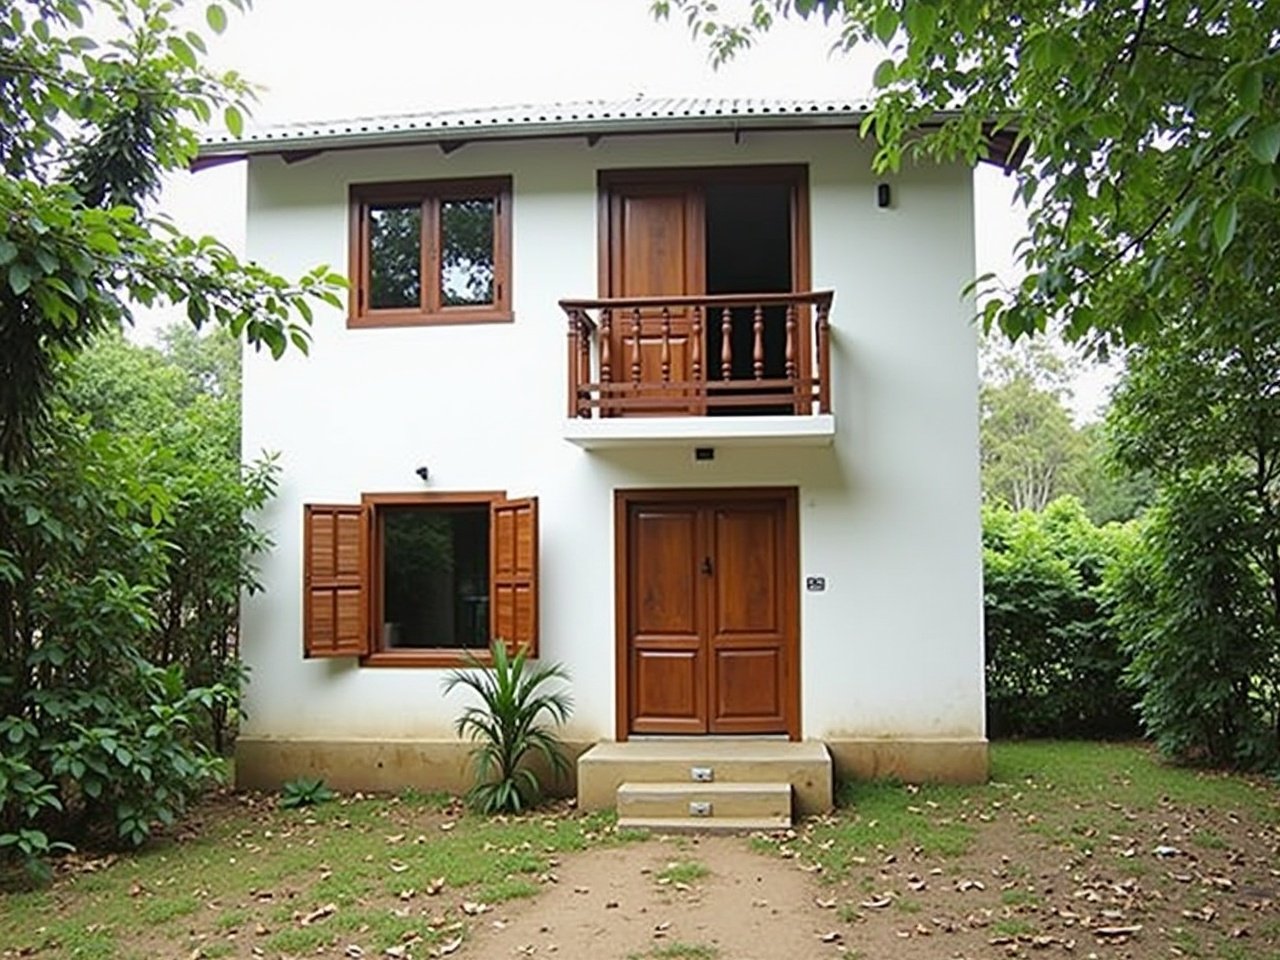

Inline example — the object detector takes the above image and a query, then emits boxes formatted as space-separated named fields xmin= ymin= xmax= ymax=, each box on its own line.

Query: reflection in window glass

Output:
xmin=381 ymin=507 xmax=489 ymax=650
xmin=440 ymin=198 xmax=495 ymax=306
xmin=368 ymin=204 xmax=422 ymax=309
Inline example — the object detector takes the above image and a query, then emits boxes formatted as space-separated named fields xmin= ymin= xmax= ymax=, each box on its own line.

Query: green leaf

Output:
xmin=8 ymin=263 xmax=32 ymax=296
xmin=873 ymin=58 xmax=896 ymax=89
xmin=1168 ymin=197 xmax=1199 ymax=237
xmin=1246 ymin=122 xmax=1280 ymax=165
xmin=873 ymin=7 xmax=898 ymax=45
xmin=0 ymin=239 xmax=17 ymax=265
xmin=206 ymin=2 xmax=227 ymax=31
xmin=1212 ymin=200 xmax=1238 ymax=254
xmin=224 ymin=105 xmax=244 ymax=139
xmin=166 ymin=36 xmax=197 ymax=68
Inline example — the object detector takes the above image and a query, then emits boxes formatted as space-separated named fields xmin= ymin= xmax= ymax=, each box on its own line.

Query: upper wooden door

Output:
xmin=620 ymin=490 xmax=799 ymax=738
xmin=604 ymin=182 xmax=705 ymax=414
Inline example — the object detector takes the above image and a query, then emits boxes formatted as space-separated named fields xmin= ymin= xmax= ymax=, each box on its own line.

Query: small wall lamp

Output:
xmin=876 ymin=182 xmax=892 ymax=209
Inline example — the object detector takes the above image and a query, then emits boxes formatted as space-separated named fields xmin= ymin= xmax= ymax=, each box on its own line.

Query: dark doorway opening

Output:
xmin=704 ymin=180 xmax=794 ymax=414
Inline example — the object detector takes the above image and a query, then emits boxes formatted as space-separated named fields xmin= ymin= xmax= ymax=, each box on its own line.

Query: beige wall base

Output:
xmin=236 ymin=736 xmax=988 ymax=803
xmin=825 ymin=737 xmax=989 ymax=785
xmin=235 ymin=738 xmax=592 ymax=798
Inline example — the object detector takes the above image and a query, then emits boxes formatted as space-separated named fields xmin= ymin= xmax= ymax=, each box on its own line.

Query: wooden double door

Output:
xmin=617 ymin=489 xmax=800 ymax=738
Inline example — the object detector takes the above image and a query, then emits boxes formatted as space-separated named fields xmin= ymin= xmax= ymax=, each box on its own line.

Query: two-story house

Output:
xmin=199 ymin=98 xmax=990 ymax=828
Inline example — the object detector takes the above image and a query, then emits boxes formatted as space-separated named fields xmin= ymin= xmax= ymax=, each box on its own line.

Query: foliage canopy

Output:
xmin=655 ymin=0 xmax=1280 ymax=346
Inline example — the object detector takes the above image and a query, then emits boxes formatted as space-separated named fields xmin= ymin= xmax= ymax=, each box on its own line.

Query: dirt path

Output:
xmin=465 ymin=833 xmax=846 ymax=960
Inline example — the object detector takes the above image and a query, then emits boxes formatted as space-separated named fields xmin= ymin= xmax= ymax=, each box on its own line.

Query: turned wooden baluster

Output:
xmin=690 ymin=306 xmax=703 ymax=382
xmin=630 ymin=307 xmax=642 ymax=384
xmin=783 ymin=304 xmax=793 ymax=417
xmin=816 ymin=300 xmax=832 ymax=414
xmin=566 ymin=310 xmax=580 ymax=417
xmin=784 ymin=303 xmax=797 ymax=381
xmin=599 ymin=308 xmax=613 ymax=386
xmin=660 ymin=306 xmax=672 ymax=382
xmin=720 ymin=307 xmax=733 ymax=381
xmin=752 ymin=303 xmax=765 ymax=380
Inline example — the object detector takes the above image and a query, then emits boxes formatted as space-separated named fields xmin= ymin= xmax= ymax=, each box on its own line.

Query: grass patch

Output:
xmin=657 ymin=860 xmax=710 ymax=886
xmin=629 ymin=943 xmax=719 ymax=960
xmin=994 ymin=918 xmax=1037 ymax=937
xmin=0 ymin=797 xmax=641 ymax=959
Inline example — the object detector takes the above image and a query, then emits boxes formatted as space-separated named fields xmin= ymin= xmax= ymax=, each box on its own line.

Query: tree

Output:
xmin=655 ymin=0 xmax=1280 ymax=347
xmin=1105 ymin=215 xmax=1280 ymax=766
xmin=0 ymin=0 xmax=343 ymax=468
xmin=0 ymin=0 xmax=339 ymax=875
xmin=981 ymin=373 xmax=1086 ymax=512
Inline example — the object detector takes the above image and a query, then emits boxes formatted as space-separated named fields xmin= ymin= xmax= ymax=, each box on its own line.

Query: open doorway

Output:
xmin=599 ymin=165 xmax=811 ymax=415
xmin=705 ymin=180 xmax=795 ymax=412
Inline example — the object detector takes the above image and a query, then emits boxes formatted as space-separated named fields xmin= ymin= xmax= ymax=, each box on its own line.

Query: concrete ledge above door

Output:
xmin=563 ymin=414 xmax=836 ymax=449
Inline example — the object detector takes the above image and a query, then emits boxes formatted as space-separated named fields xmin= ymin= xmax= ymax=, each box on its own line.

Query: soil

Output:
xmin=467 ymin=834 xmax=843 ymax=959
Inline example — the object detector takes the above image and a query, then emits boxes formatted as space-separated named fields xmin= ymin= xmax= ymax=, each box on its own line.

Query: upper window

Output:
xmin=303 ymin=493 xmax=538 ymax=667
xmin=348 ymin=178 xmax=513 ymax=327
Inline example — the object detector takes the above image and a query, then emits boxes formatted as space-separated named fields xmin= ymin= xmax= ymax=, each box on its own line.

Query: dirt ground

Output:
xmin=466 ymin=834 xmax=844 ymax=959
xmin=464 ymin=804 xmax=1280 ymax=960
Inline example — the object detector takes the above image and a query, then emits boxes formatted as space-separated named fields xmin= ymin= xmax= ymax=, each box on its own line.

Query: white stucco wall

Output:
xmin=238 ymin=130 xmax=984 ymax=745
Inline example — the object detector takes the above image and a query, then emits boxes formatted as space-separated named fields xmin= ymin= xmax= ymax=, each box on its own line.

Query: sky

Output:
xmin=152 ymin=0 xmax=1115 ymax=419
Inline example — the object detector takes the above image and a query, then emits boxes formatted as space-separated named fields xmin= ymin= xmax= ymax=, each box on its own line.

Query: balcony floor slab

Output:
xmin=563 ymin=414 xmax=836 ymax=449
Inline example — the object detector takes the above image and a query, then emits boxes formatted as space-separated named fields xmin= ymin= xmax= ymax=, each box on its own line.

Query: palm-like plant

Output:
xmin=442 ymin=640 xmax=573 ymax=814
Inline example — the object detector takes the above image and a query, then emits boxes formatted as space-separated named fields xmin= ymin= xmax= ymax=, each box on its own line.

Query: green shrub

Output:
xmin=279 ymin=777 xmax=337 ymax=809
xmin=1 ymin=330 xmax=272 ymax=876
xmin=443 ymin=641 xmax=572 ymax=814
xmin=1107 ymin=471 xmax=1280 ymax=769
xmin=983 ymin=497 xmax=1139 ymax=738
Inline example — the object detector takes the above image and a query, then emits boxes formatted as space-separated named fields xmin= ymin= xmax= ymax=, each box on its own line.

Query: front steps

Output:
xmin=577 ymin=739 xmax=832 ymax=832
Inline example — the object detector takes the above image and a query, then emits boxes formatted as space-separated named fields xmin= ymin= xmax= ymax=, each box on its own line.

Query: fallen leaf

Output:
xmin=299 ymin=903 xmax=337 ymax=926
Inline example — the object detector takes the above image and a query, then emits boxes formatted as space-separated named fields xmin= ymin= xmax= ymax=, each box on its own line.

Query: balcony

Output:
xmin=561 ymin=291 xmax=835 ymax=449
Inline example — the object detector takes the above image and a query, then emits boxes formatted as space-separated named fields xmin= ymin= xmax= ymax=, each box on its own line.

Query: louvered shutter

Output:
xmin=489 ymin=496 xmax=539 ymax=656
xmin=303 ymin=504 xmax=370 ymax=657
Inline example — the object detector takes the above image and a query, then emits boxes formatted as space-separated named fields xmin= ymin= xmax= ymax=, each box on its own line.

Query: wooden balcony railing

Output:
xmin=562 ymin=291 xmax=833 ymax=419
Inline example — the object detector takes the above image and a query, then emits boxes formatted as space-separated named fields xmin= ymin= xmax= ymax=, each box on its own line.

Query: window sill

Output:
xmin=361 ymin=650 xmax=495 ymax=668
xmin=348 ymin=308 xmax=514 ymax=329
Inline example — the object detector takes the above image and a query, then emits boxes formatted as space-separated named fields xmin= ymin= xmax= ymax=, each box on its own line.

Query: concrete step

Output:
xmin=617 ymin=781 xmax=792 ymax=821
xmin=617 ymin=815 xmax=791 ymax=834
xmin=578 ymin=739 xmax=832 ymax=815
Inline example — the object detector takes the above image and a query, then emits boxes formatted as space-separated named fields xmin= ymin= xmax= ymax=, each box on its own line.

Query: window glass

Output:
xmin=381 ymin=506 xmax=489 ymax=650
xmin=368 ymin=204 xmax=422 ymax=310
xmin=439 ymin=197 xmax=495 ymax=306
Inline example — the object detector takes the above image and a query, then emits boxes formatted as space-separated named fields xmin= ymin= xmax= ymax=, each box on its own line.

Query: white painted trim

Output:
xmin=563 ymin=414 xmax=836 ymax=449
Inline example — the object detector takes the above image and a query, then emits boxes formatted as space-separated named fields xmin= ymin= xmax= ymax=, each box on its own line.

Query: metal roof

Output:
xmin=197 ymin=97 xmax=885 ymax=158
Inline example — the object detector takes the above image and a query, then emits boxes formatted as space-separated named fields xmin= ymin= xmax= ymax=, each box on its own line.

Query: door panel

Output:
xmin=711 ymin=506 xmax=779 ymax=634
xmin=628 ymin=506 xmax=707 ymax=734
xmin=713 ymin=648 xmax=783 ymax=723
xmin=607 ymin=185 xmax=705 ymax=414
xmin=623 ymin=492 xmax=797 ymax=737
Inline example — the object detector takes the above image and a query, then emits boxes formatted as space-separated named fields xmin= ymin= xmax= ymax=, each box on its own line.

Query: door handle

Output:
xmin=701 ymin=557 xmax=713 ymax=576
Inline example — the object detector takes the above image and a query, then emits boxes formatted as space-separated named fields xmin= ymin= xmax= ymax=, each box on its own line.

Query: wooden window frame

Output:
xmin=302 ymin=491 xmax=539 ymax=668
xmin=348 ymin=177 xmax=513 ymax=328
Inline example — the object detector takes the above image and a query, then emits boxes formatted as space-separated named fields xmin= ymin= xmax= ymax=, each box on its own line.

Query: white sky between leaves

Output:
xmin=146 ymin=0 xmax=1115 ymax=421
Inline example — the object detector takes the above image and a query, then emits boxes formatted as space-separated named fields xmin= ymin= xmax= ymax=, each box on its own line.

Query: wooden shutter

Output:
xmin=490 ymin=496 xmax=539 ymax=656
xmin=303 ymin=504 xmax=370 ymax=657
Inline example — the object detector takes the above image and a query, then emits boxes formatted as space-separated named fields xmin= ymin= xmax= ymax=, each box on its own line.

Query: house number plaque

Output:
xmin=806 ymin=576 xmax=826 ymax=592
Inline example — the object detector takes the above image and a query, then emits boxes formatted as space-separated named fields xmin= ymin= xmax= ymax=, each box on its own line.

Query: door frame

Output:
xmin=597 ymin=164 xmax=814 ymax=385
xmin=613 ymin=487 xmax=802 ymax=741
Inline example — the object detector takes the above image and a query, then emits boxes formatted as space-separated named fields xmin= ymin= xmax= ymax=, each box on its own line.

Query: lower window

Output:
xmin=303 ymin=492 xmax=539 ymax=666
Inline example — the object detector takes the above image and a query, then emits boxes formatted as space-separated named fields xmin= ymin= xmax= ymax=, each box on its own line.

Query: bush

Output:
xmin=0 ymin=330 xmax=273 ymax=877
xmin=983 ymin=497 xmax=1139 ymax=738
xmin=1108 ymin=471 xmax=1280 ymax=769
xmin=443 ymin=641 xmax=572 ymax=814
